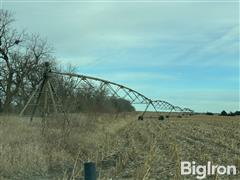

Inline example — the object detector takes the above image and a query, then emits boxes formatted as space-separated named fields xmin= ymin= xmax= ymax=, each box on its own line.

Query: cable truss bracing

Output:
xmin=151 ymin=100 xmax=175 ymax=111
xmin=182 ymin=108 xmax=194 ymax=113
xmin=20 ymin=62 xmax=194 ymax=122
xmin=50 ymin=71 xmax=193 ymax=118
xmin=173 ymin=106 xmax=184 ymax=112
xmin=51 ymin=71 xmax=151 ymax=105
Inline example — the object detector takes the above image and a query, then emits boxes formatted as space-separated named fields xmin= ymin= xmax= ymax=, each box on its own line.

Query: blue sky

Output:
xmin=3 ymin=1 xmax=239 ymax=112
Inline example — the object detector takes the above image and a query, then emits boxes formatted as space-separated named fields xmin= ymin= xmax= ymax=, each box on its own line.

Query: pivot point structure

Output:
xmin=20 ymin=62 xmax=69 ymax=125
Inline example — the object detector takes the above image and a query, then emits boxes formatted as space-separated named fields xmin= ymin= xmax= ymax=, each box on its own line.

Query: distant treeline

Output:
xmin=219 ymin=110 xmax=240 ymax=116
xmin=206 ymin=111 xmax=240 ymax=116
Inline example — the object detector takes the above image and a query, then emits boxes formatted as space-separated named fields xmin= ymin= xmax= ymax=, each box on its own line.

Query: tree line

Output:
xmin=0 ymin=10 xmax=135 ymax=114
xmin=219 ymin=110 xmax=240 ymax=116
xmin=206 ymin=111 xmax=240 ymax=116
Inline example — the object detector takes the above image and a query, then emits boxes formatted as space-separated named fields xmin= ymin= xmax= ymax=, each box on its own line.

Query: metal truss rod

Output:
xmin=20 ymin=79 xmax=43 ymax=116
xmin=23 ymin=69 xmax=194 ymax=120
xmin=51 ymin=71 xmax=152 ymax=104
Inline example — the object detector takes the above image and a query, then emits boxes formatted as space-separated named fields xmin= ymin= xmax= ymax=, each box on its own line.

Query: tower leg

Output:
xmin=47 ymin=81 xmax=57 ymax=114
xmin=41 ymin=82 xmax=49 ymax=134
xmin=30 ymin=78 xmax=46 ymax=121
xmin=49 ymin=81 xmax=70 ymax=126
xmin=166 ymin=109 xmax=173 ymax=118
xmin=138 ymin=102 xmax=151 ymax=120
xmin=19 ymin=80 xmax=43 ymax=116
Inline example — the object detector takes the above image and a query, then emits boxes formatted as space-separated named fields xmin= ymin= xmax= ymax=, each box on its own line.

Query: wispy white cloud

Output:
xmin=7 ymin=2 xmax=238 ymax=53
xmin=57 ymin=56 xmax=97 ymax=66
xmin=89 ymin=71 xmax=177 ymax=83
xmin=169 ymin=25 xmax=239 ymax=67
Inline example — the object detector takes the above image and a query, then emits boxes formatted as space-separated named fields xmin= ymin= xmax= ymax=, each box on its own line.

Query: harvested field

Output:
xmin=0 ymin=113 xmax=239 ymax=179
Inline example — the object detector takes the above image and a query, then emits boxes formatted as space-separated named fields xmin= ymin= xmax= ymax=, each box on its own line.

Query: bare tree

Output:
xmin=0 ymin=10 xmax=24 ymax=112
xmin=0 ymin=10 xmax=134 ymax=114
xmin=16 ymin=35 xmax=54 ymax=108
xmin=0 ymin=10 xmax=53 ymax=113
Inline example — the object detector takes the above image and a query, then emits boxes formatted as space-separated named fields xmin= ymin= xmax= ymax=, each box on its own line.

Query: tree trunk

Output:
xmin=3 ymin=95 xmax=12 ymax=113
xmin=3 ymin=72 xmax=13 ymax=113
xmin=0 ymin=98 xmax=2 ymax=113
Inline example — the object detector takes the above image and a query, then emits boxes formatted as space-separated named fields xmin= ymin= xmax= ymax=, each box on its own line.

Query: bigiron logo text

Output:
xmin=181 ymin=161 xmax=237 ymax=179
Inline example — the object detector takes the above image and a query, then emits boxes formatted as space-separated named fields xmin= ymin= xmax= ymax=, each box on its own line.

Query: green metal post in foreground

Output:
xmin=84 ymin=162 xmax=97 ymax=180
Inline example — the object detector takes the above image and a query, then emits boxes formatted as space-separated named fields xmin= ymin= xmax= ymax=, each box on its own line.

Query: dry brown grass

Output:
xmin=0 ymin=113 xmax=239 ymax=179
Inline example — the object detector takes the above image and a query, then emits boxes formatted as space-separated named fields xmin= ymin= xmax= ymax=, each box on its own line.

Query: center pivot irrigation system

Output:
xmin=20 ymin=62 xmax=194 ymax=122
